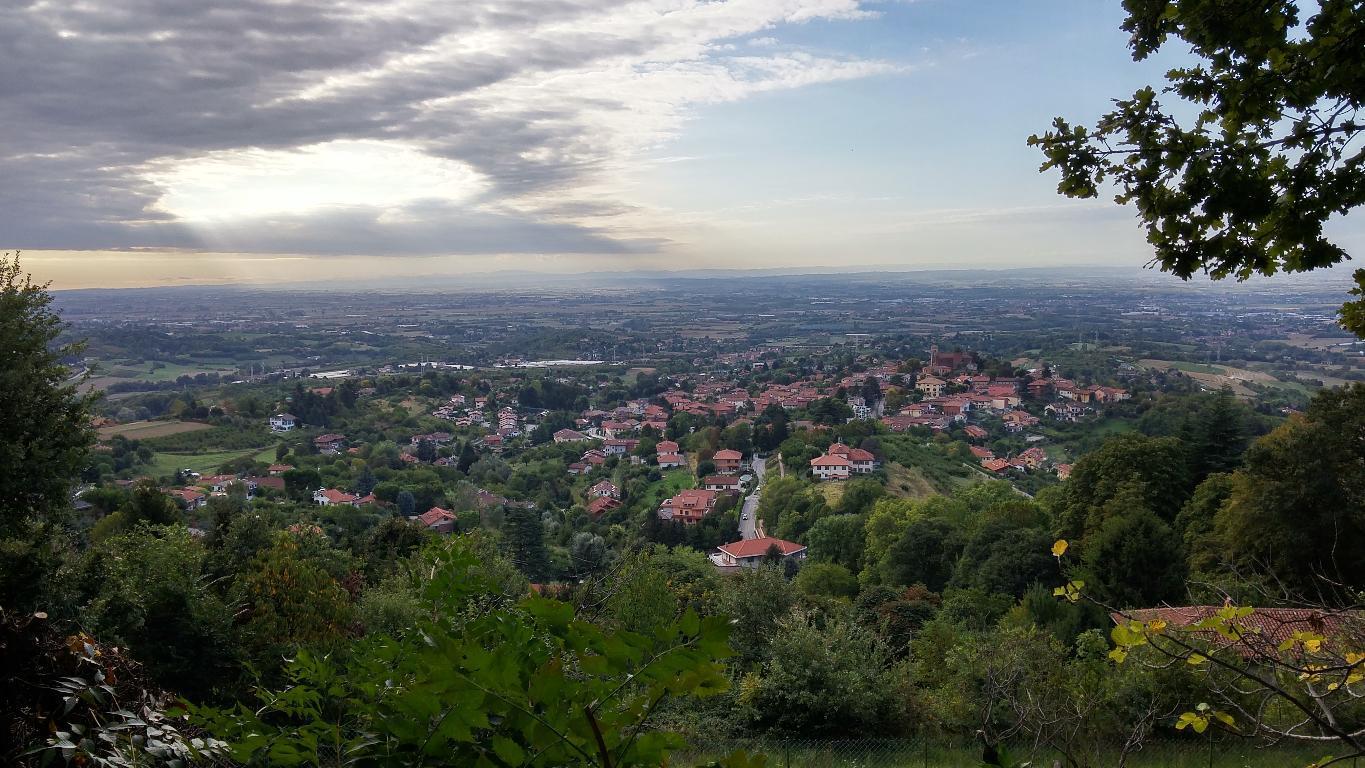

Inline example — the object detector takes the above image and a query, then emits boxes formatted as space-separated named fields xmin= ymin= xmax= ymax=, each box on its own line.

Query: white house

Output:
xmin=269 ymin=413 xmax=297 ymax=432
xmin=826 ymin=443 xmax=878 ymax=474
xmin=810 ymin=454 xmax=853 ymax=481
xmin=313 ymin=487 xmax=359 ymax=506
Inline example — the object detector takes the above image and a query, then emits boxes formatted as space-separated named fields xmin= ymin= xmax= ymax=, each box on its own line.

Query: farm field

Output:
xmin=97 ymin=420 xmax=212 ymax=441
xmin=145 ymin=449 xmax=265 ymax=479
xmin=1139 ymin=359 xmax=1287 ymax=397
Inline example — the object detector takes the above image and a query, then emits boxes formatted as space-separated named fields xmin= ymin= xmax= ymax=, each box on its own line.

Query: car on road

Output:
xmin=741 ymin=513 xmax=749 ymax=520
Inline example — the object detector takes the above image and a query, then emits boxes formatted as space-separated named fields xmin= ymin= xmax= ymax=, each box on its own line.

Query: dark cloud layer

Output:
xmin=1 ymin=0 xmax=881 ymax=255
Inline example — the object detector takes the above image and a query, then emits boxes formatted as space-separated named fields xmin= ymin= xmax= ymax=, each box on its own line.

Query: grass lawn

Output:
xmin=97 ymin=420 xmax=213 ymax=441
xmin=145 ymin=449 xmax=265 ymax=479
xmin=98 ymin=360 xmax=238 ymax=382
xmin=884 ymin=462 xmax=938 ymax=499
xmin=817 ymin=480 xmax=846 ymax=507
xmin=640 ymin=468 xmax=697 ymax=509
xmin=681 ymin=740 xmax=1324 ymax=768
xmin=252 ymin=446 xmax=282 ymax=464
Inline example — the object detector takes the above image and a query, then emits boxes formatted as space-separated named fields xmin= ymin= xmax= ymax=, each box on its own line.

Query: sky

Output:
xmin=7 ymin=0 xmax=1360 ymax=288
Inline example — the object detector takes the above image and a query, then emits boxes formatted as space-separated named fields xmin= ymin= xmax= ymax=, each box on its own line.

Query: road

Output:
xmin=738 ymin=454 xmax=766 ymax=540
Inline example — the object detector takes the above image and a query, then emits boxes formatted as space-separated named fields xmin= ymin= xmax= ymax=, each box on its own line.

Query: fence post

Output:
xmin=784 ymin=742 xmax=790 ymax=768
xmin=922 ymin=737 xmax=929 ymax=768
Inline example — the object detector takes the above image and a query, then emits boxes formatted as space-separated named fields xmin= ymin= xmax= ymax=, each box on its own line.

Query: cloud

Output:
xmin=1 ymin=0 xmax=901 ymax=256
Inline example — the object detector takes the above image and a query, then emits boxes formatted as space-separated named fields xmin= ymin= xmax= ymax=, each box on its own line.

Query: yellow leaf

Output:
xmin=1188 ymin=653 xmax=1207 ymax=665
xmin=1051 ymin=539 xmax=1069 ymax=557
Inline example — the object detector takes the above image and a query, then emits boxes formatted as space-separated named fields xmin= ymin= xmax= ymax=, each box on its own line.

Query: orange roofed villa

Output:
xmin=710 ymin=537 xmax=807 ymax=569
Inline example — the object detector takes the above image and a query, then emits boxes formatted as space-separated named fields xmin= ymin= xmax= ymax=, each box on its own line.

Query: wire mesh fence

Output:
xmin=675 ymin=737 xmax=1352 ymax=768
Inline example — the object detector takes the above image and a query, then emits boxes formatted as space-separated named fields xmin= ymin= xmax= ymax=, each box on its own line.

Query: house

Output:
xmin=1016 ymin=446 xmax=1049 ymax=469
xmin=826 ymin=443 xmax=877 ymax=474
xmin=603 ymin=438 xmax=639 ymax=456
xmin=702 ymin=475 xmax=741 ymax=493
xmin=600 ymin=420 xmax=637 ymax=438
xmin=249 ymin=475 xmax=286 ymax=493
xmin=1002 ymin=411 xmax=1040 ymax=432
xmin=963 ymin=424 xmax=989 ymax=441
xmin=313 ymin=433 xmax=347 ymax=455
xmin=588 ymin=480 xmax=620 ymax=500
xmin=969 ymin=445 xmax=995 ymax=460
xmin=313 ymin=487 xmax=359 ymax=506
xmin=198 ymin=474 xmax=238 ymax=493
xmin=1097 ymin=386 xmax=1131 ymax=403
xmin=267 ymin=463 xmax=293 ymax=476
xmin=657 ymin=452 xmax=687 ymax=469
xmin=810 ymin=454 xmax=853 ymax=481
xmin=1046 ymin=402 xmax=1092 ymax=422
xmin=915 ymin=376 xmax=947 ymax=398
xmin=553 ymin=428 xmax=590 ymax=443
xmin=411 ymin=432 xmax=454 ymax=445
xmin=587 ymin=496 xmax=622 ymax=518
xmin=712 ymin=449 xmax=743 ymax=474
xmin=269 ymin=413 xmax=297 ymax=432
xmin=981 ymin=458 xmax=1013 ymax=473
xmin=655 ymin=440 xmax=680 ymax=454
xmin=1056 ymin=463 xmax=1073 ymax=480
xmin=1113 ymin=607 xmax=1365 ymax=660
xmin=169 ymin=488 xmax=206 ymax=510
xmin=710 ymin=537 xmax=808 ymax=569
xmin=927 ymin=344 xmax=975 ymax=376
xmin=416 ymin=506 xmax=457 ymax=534
xmin=658 ymin=489 xmax=719 ymax=524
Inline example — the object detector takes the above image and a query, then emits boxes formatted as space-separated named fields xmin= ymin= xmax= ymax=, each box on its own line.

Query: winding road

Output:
xmin=738 ymin=454 xmax=766 ymax=540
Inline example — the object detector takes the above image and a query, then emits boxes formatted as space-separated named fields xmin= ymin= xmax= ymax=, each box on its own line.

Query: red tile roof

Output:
xmin=718 ymin=537 xmax=806 ymax=559
xmin=1116 ymin=607 xmax=1365 ymax=659
xmin=811 ymin=454 xmax=852 ymax=467
xmin=418 ymin=506 xmax=456 ymax=526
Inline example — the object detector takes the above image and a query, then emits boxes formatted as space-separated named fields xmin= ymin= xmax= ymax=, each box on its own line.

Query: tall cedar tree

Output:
xmin=502 ymin=505 xmax=551 ymax=581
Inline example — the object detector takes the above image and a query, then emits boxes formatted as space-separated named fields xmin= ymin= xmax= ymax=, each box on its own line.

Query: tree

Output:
xmin=1080 ymin=499 xmax=1187 ymax=608
xmin=860 ymin=376 xmax=882 ymax=407
xmin=502 ymin=506 xmax=551 ymax=581
xmin=0 ymin=253 xmax=94 ymax=536
xmin=569 ymin=531 xmax=608 ymax=575
xmin=1186 ymin=387 xmax=1249 ymax=479
xmin=1028 ymin=2 xmax=1365 ymax=335
xmin=415 ymin=438 xmax=436 ymax=463
xmin=282 ymin=467 xmax=321 ymax=502
xmin=355 ymin=465 xmax=378 ymax=496
xmin=805 ymin=513 xmax=866 ymax=572
xmin=1049 ymin=433 xmax=1194 ymax=538
xmin=72 ymin=524 xmax=239 ymax=700
xmin=1208 ymin=385 xmax=1365 ymax=593
xmin=457 ymin=440 xmax=478 ymax=474
xmin=794 ymin=562 xmax=859 ymax=599
xmin=951 ymin=519 xmax=1056 ymax=599
xmin=880 ymin=517 xmax=966 ymax=592
xmin=396 ymin=490 xmax=416 ymax=517
xmin=197 ymin=538 xmax=733 ymax=768
xmin=744 ymin=609 xmax=905 ymax=737
xmin=235 ymin=529 xmax=357 ymax=671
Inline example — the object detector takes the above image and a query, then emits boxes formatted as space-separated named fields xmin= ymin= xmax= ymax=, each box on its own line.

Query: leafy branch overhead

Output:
xmin=1028 ymin=1 xmax=1365 ymax=334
